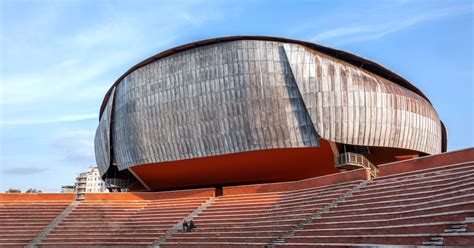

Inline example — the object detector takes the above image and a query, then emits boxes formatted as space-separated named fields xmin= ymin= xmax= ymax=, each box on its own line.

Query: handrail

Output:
xmin=336 ymin=152 xmax=378 ymax=178
xmin=105 ymin=178 xmax=130 ymax=192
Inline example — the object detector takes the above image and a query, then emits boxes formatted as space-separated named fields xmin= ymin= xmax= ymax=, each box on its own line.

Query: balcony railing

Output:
xmin=105 ymin=178 xmax=129 ymax=192
xmin=336 ymin=152 xmax=378 ymax=178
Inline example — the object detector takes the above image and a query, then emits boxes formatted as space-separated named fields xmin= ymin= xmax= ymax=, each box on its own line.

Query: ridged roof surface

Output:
xmin=99 ymin=35 xmax=431 ymax=117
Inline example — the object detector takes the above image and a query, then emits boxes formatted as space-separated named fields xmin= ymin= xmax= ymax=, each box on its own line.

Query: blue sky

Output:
xmin=1 ymin=0 xmax=472 ymax=192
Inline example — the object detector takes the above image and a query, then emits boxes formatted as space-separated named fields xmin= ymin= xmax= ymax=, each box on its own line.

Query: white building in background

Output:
xmin=76 ymin=167 xmax=107 ymax=193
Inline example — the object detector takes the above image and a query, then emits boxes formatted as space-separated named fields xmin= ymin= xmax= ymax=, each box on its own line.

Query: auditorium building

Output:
xmin=94 ymin=36 xmax=447 ymax=191
xmin=1 ymin=36 xmax=472 ymax=247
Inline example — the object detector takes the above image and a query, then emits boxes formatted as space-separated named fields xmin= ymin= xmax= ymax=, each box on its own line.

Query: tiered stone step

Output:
xmin=0 ymin=200 xmax=72 ymax=247
xmin=163 ymin=181 xmax=363 ymax=247
xmin=281 ymin=162 xmax=474 ymax=246
xmin=39 ymin=196 xmax=211 ymax=247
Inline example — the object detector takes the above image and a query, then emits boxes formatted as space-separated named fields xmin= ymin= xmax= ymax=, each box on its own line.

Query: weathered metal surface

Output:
xmin=94 ymin=87 xmax=115 ymax=176
xmin=99 ymin=36 xmax=433 ymax=118
xmin=282 ymin=44 xmax=442 ymax=154
xmin=111 ymin=40 xmax=320 ymax=170
xmin=95 ymin=39 xmax=443 ymax=175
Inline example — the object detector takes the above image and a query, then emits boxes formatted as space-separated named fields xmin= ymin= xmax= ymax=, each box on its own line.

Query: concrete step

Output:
xmin=55 ymin=224 xmax=175 ymax=230
xmin=326 ymin=194 xmax=474 ymax=216
xmin=42 ymin=237 xmax=157 ymax=243
xmin=0 ymin=222 xmax=52 ymax=227
xmin=285 ymin=234 xmax=433 ymax=245
xmin=166 ymin=236 xmax=274 ymax=243
xmin=205 ymin=199 xmax=333 ymax=213
xmin=38 ymin=241 xmax=151 ymax=247
xmin=0 ymin=227 xmax=43 ymax=231
xmin=193 ymin=218 xmax=301 ymax=228
xmin=0 ymin=237 xmax=33 ymax=243
xmin=0 ymin=208 xmax=66 ymax=212
xmin=335 ymin=187 xmax=474 ymax=210
xmin=196 ymin=207 xmax=320 ymax=219
xmin=295 ymin=222 xmax=450 ymax=235
xmin=274 ymin=243 xmax=414 ymax=247
xmin=219 ymin=180 xmax=361 ymax=199
xmin=0 ymin=217 xmax=59 ymax=221
xmin=0 ymin=229 xmax=40 ymax=234
xmin=371 ymin=169 xmax=472 ymax=189
xmin=68 ymin=211 xmax=193 ymax=217
xmin=63 ymin=216 xmax=184 ymax=221
xmin=374 ymin=161 xmax=474 ymax=182
xmin=49 ymin=227 xmax=167 ymax=233
xmin=161 ymin=241 xmax=266 ymax=248
xmin=306 ymin=210 xmax=473 ymax=228
xmin=56 ymin=219 xmax=179 ymax=225
xmin=445 ymin=228 xmax=467 ymax=233
xmin=77 ymin=203 xmax=202 ymax=208
xmin=441 ymin=232 xmax=474 ymax=246
xmin=317 ymin=202 xmax=474 ymax=223
xmin=468 ymin=223 xmax=474 ymax=232
xmin=0 ymin=243 xmax=30 ymax=248
xmin=215 ymin=189 xmax=348 ymax=205
xmin=343 ymin=182 xmax=474 ymax=204
xmin=194 ymin=225 xmax=293 ymax=233
xmin=46 ymin=232 xmax=164 ymax=239
xmin=172 ymin=230 xmax=284 ymax=237
xmin=195 ymin=209 xmax=318 ymax=223
xmin=206 ymin=198 xmax=335 ymax=211
xmin=354 ymin=173 xmax=474 ymax=199
xmin=355 ymin=171 xmax=474 ymax=196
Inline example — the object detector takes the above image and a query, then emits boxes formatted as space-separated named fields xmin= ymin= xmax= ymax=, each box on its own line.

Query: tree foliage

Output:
xmin=5 ymin=188 xmax=21 ymax=193
xmin=25 ymin=188 xmax=42 ymax=193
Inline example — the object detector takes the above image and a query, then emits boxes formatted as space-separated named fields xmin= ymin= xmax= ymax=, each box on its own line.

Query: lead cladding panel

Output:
xmin=112 ymin=40 xmax=320 ymax=169
xmin=282 ymin=44 xmax=442 ymax=154
xmin=94 ymin=87 xmax=116 ymax=176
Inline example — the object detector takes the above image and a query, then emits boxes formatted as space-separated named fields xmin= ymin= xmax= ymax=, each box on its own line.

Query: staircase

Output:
xmin=0 ymin=198 xmax=74 ymax=247
xmin=38 ymin=196 xmax=213 ymax=247
xmin=161 ymin=180 xmax=364 ymax=247
xmin=274 ymin=161 xmax=474 ymax=247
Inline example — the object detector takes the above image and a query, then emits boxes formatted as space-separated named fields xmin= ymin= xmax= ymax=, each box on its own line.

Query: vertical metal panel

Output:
xmin=94 ymin=87 xmax=116 ymax=176
xmin=112 ymin=40 xmax=320 ymax=170
xmin=99 ymin=40 xmax=443 ymax=172
xmin=283 ymin=45 xmax=441 ymax=154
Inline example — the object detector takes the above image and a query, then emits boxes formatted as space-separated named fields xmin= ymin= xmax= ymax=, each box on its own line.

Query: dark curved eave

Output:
xmin=99 ymin=35 xmax=431 ymax=118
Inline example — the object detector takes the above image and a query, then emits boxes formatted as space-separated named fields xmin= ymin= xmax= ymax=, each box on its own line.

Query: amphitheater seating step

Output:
xmin=280 ymin=161 xmax=474 ymax=246
xmin=164 ymin=181 xmax=364 ymax=247
xmin=39 ymin=196 xmax=212 ymax=247
xmin=0 ymin=200 xmax=72 ymax=247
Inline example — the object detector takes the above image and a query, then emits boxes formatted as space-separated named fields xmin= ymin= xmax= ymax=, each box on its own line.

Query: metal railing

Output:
xmin=336 ymin=152 xmax=378 ymax=178
xmin=105 ymin=178 xmax=129 ymax=192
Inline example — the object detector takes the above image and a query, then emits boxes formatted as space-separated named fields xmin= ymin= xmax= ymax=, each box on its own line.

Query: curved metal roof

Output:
xmin=99 ymin=35 xmax=432 ymax=117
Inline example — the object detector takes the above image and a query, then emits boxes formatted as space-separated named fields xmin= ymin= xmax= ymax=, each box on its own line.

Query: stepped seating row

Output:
xmin=275 ymin=161 xmax=474 ymax=247
xmin=1 ymin=150 xmax=472 ymax=247
xmin=0 ymin=200 xmax=72 ymax=247
xmin=39 ymin=196 xmax=211 ymax=247
xmin=162 ymin=180 xmax=363 ymax=247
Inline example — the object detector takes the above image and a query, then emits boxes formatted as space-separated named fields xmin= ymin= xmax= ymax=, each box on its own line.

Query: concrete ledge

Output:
xmin=223 ymin=169 xmax=370 ymax=195
xmin=83 ymin=188 xmax=215 ymax=200
xmin=274 ymin=243 xmax=420 ymax=247
xmin=378 ymin=147 xmax=474 ymax=177
xmin=0 ymin=193 xmax=76 ymax=201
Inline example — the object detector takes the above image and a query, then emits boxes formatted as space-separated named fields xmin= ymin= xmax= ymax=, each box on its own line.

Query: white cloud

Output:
xmin=50 ymin=130 xmax=95 ymax=165
xmin=0 ymin=113 xmax=97 ymax=126
xmin=0 ymin=1 xmax=224 ymax=191
xmin=1 ymin=166 xmax=49 ymax=175
xmin=310 ymin=5 xmax=472 ymax=44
